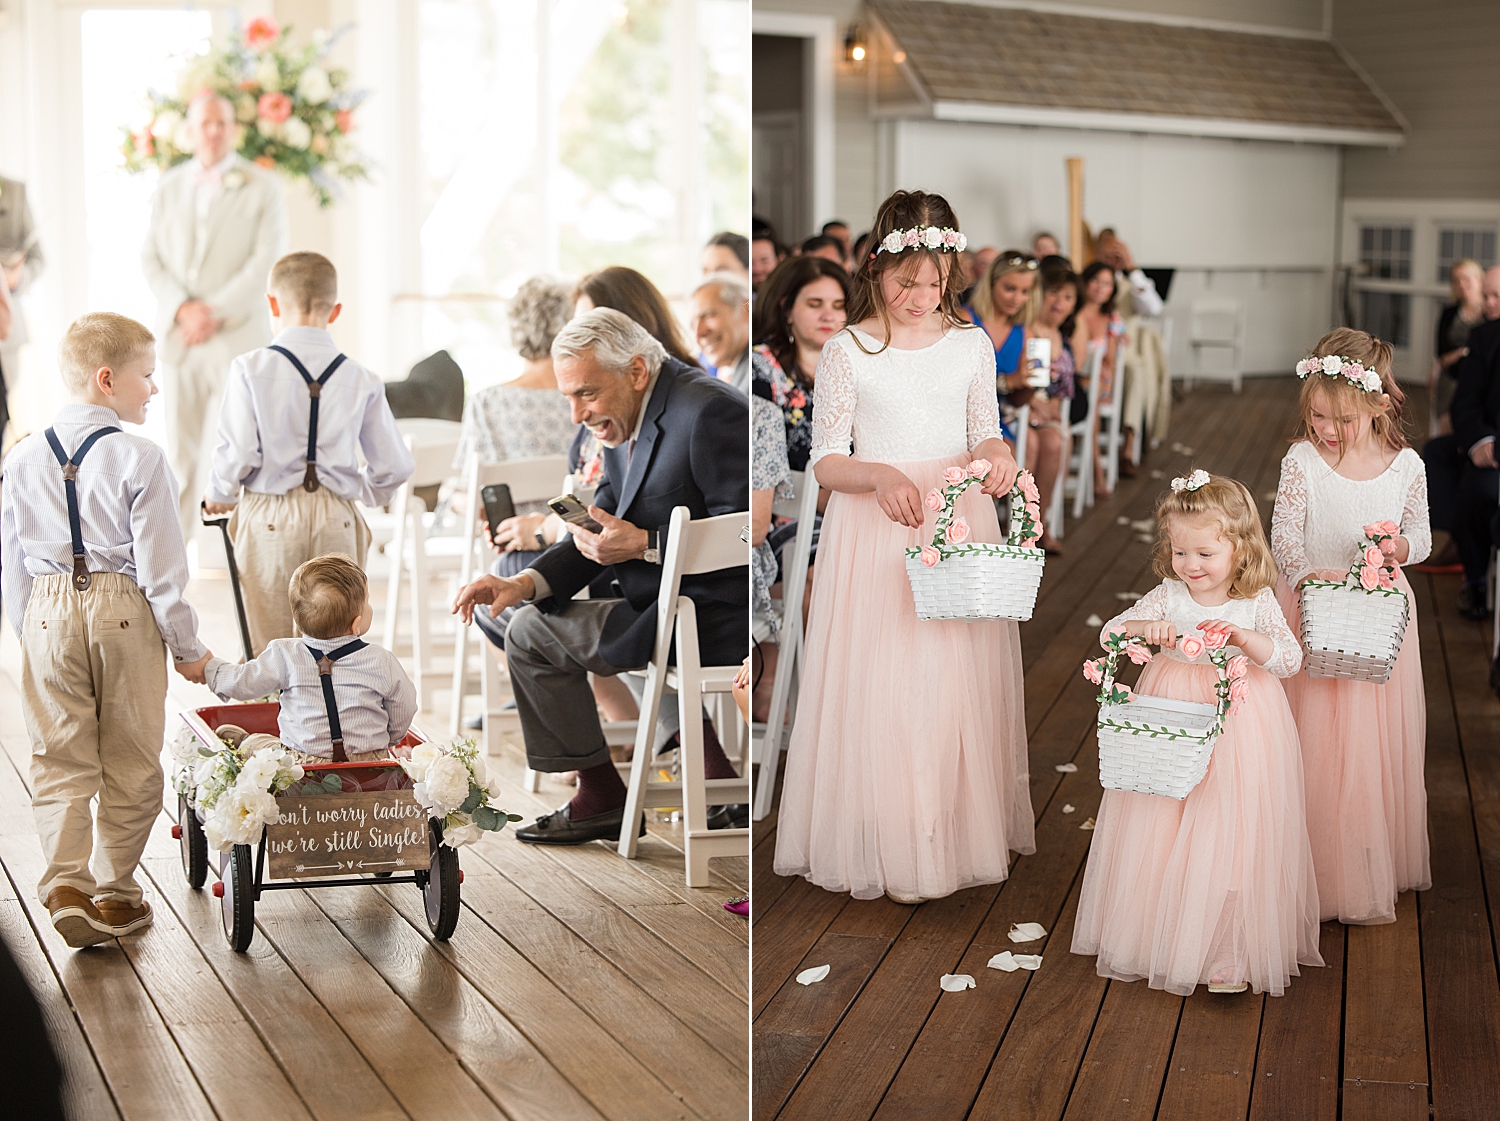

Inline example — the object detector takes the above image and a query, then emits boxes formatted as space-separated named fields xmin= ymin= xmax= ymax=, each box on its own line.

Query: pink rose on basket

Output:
xmin=1360 ymin=565 xmax=1381 ymax=591
xmin=943 ymin=466 xmax=967 ymax=485
xmin=1177 ymin=633 xmax=1206 ymax=659
xmin=1363 ymin=545 xmax=1384 ymax=567
xmin=1115 ymin=684 xmax=1135 ymax=702
xmin=1226 ymin=654 xmax=1249 ymax=679
xmin=925 ymin=488 xmax=943 ymax=511
xmin=1377 ymin=520 xmax=1400 ymax=536
xmin=1229 ymin=678 xmax=1250 ymax=703
xmin=1025 ymin=501 xmax=1041 ymax=522
xmin=1379 ymin=538 xmax=1396 ymax=555
xmin=1083 ymin=659 xmax=1104 ymax=685
xmin=258 ymin=91 xmax=293 ymax=125
xmin=1018 ymin=472 xmax=1040 ymax=503
xmin=1202 ymin=628 xmax=1230 ymax=651
xmin=1125 ymin=642 xmax=1153 ymax=666
xmin=919 ymin=545 xmax=941 ymax=568
xmin=1377 ymin=568 xmax=1395 ymax=589
xmin=966 ymin=458 xmax=992 ymax=480
xmin=946 ymin=517 xmax=971 ymax=544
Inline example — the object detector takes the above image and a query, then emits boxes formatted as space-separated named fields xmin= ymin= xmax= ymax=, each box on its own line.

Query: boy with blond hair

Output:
xmin=204 ymin=251 xmax=412 ymax=653
xmin=2 ymin=312 xmax=213 ymax=947
xmin=207 ymin=553 xmax=417 ymax=763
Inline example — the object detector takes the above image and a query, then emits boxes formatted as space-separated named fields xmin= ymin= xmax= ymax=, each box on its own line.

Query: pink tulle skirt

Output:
xmin=1276 ymin=576 xmax=1430 ymax=924
xmin=1071 ymin=658 xmax=1323 ymax=996
xmin=772 ymin=454 xmax=1036 ymax=900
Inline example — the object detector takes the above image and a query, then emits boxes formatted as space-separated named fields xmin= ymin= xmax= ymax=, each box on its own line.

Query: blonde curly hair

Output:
xmin=1152 ymin=473 xmax=1277 ymax=600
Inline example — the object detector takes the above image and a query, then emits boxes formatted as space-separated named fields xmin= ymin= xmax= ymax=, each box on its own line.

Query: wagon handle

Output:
xmin=200 ymin=502 xmax=255 ymax=662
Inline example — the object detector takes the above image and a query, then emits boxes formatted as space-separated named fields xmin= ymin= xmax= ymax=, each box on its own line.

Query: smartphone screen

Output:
xmin=481 ymin=484 xmax=516 ymax=532
xmin=548 ymin=495 xmax=604 ymax=533
xmin=1025 ymin=337 xmax=1052 ymax=388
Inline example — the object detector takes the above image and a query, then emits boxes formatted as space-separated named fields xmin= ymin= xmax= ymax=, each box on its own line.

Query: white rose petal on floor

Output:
xmin=1062 ymin=803 xmax=1076 ymax=813
xmin=1055 ymin=763 xmax=1078 ymax=773
xmin=988 ymin=951 xmax=1043 ymax=972
xmin=1084 ymin=614 xmax=1104 ymax=627
xmin=940 ymin=974 xmax=976 ymax=991
xmin=1008 ymin=922 xmax=1047 ymax=943
xmin=1081 ymin=817 xmax=1096 ymax=831
xmin=797 ymin=965 xmax=831 ymax=986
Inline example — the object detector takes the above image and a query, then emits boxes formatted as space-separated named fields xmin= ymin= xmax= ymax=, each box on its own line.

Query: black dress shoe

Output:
xmin=515 ymin=803 xmax=645 ymax=845
xmin=706 ymin=804 xmax=749 ymax=830
xmin=1457 ymin=583 xmax=1490 ymax=622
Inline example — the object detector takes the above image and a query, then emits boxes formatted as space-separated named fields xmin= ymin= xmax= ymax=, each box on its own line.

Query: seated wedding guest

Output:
xmin=800 ymin=234 xmax=845 ymax=265
xmin=574 ymin=266 xmax=700 ymax=369
xmin=451 ymin=309 xmax=748 ymax=844
xmin=751 ymin=394 xmax=794 ymax=719
xmin=821 ymin=219 xmax=852 ymax=263
xmin=1018 ymin=263 xmax=1082 ymax=553
xmin=1032 ymin=231 xmax=1061 ymax=260
xmin=702 ymin=231 xmax=749 ymax=279
xmin=751 ymin=231 xmax=783 ymax=293
xmin=964 ymin=249 xmax=1040 ymax=449
xmin=960 ymin=245 xmax=1000 ymax=303
xmin=1095 ymin=227 xmax=1164 ymax=316
xmin=1448 ymin=305 xmax=1500 ymax=621
xmin=1074 ymin=261 xmax=1127 ymax=492
xmin=1432 ymin=259 xmax=1486 ymax=435
xmin=692 ymin=271 xmax=751 ymax=394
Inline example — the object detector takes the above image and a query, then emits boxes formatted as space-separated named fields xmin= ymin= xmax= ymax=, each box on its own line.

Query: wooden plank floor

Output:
xmin=752 ymin=378 xmax=1500 ymax=1121
xmin=0 ymin=532 xmax=749 ymax=1120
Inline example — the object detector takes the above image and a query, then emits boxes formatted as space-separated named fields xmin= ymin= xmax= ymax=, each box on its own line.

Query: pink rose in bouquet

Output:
xmin=1018 ymin=472 xmax=1040 ymax=503
xmin=1377 ymin=568 xmax=1395 ymax=589
xmin=1362 ymin=522 xmax=1380 ymax=538
xmin=1082 ymin=659 xmax=1104 ymax=685
xmin=1363 ymin=546 xmax=1384 ymax=567
xmin=946 ymin=517 xmax=971 ymax=544
xmin=1114 ymin=684 xmax=1135 ymax=703
xmin=919 ymin=545 xmax=941 ymax=568
xmin=258 ymin=91 xmax=293 ymax=125
xmin=1177 ymin=633 xmax=1206 ymax=659
xmin=1125 ymin=642 xmax=1153 ymax=666
xmin=1106 ymin=624 xmax=1129 ymax=640
xmin=943 ymin=466 xmax=967 ymax=485
xmin=1226 ymin=654 xmax=1249 ymax=679
xmin=1229 ymin=677 xmax=1250 ymax=703
xmin=1020 ymin=535 xmax=1039 ymax=549
xmin=965 ymin=458 xmax=992 ymax=480
xmin=1203 ymin=628 xmax=1230 ymax=651
xmin=245 ymin=16 xmax=281 ymax=49
xmin=1379 ymin=538 xmax=1396 ymax=555
xmin=925 ymin=488 xmax=943 ymax=511
xmin=1360 ymin=565 xmax=1381 ymax=591
xmin=1377 ymin=520 xmax=1400 ymax=536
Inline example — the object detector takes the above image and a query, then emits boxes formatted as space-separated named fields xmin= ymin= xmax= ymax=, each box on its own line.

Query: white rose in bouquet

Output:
xmin=297 ymin=66 xmax=333 ymax=104
xmin=422 ymin=754 xmax=472 ymax=814
xmin=442 ymin=820 xmax=484 ymax=848
xmin=235 ymin=95 xmax=258 ymax=124
xmin=280 ymin=116 xmax=312 ymax=150
xmin=402 ymin=741 xmax=440 ymax=783
xmin=255 ymin=56 xmax=281 ymax=91
xmin=150 ymin=110 xmax=182 ymax=141
xmin=236 ymin=749 xmax=281 ymax=794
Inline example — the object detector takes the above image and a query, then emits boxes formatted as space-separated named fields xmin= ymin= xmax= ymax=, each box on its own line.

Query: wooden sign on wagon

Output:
xmin=266 ymin=790 xmax=429 ymax=880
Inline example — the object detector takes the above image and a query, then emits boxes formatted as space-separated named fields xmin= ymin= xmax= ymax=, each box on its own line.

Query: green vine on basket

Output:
xmin=1082 ymin=627 xmax=1250 ymax=743
xmin=902 ymin=461 xmax=1043 ymax=566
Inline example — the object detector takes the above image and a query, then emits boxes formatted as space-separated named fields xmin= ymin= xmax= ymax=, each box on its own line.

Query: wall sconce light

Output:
xmin=844 ymin=24 xmax=867 ymax=63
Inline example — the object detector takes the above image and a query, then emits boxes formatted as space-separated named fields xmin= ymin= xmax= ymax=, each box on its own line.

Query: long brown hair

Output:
xmin=753 ymin=255 xmax=850 ymax=388
xmin=1152 ymin=473 xmax=1278 ymax=600
xmin=574 ymin=267 xmax=700 ymax=368
xmin=969 ymin=248 xmax=1040 ymax=330
xmin=1293 ymin=327 xmax=1407 ymax=463
xmin=844 ymin=190 xmax=973 ymax=353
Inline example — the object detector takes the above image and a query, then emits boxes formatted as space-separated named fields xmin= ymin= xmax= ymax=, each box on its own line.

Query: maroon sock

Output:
xmin=701 ymin=718 xmax=739 ymax=781
xmin=568 ymin=760 xmax=627 ymax=819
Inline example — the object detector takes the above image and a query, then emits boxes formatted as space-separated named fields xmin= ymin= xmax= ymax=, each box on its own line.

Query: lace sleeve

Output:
xmin=1099 ymin=582 xmax=1171 ymax=648
xmin=965 ymin=330 xmax=1003 ymax=450
xmin=1252 ymin=588 xmax=1303 ymax=678
xmin=807 ymin=337 xmax=856 ymax=469
xmin=1400 ymin=455 xmax=1432 ymax=567
xmin=1270 ymin=450 xmax=1312 ymax=588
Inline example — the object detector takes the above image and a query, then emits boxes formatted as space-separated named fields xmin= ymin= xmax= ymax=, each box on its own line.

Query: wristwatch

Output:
xmin=533 ymin=529 xmax=547 ymax=550
xmin=643 ymin=529 xmax=660 ymax=564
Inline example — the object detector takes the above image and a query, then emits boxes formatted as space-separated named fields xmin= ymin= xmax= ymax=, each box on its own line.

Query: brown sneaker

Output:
xmin=95 ymin=899 xmax=153 ymax=937
xmin=44 ymin=887 xmax=115 ymax=948
xmin=215 ymin=724 xmax=249 ymax=749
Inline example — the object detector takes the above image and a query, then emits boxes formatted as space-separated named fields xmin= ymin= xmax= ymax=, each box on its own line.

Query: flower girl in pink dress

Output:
xmin=772 ymin=190 xmax=1034 ymax=904
xmin=1072 ymin=472 xmax=1321 ymax=995
xmin=1272 ymin=328 xmax=1431 ymax=925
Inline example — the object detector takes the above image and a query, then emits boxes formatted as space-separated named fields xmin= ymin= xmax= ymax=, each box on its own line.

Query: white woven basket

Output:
xmin=1299 ymin=582 xmax=1409 ymax=684
xmin=905 ymin=468 xmax=1045 ymax=622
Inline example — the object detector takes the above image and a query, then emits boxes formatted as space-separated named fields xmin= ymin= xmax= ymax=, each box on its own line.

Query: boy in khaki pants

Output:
xmin=1 ymin=313 xmax=213 ymax=947
xmin=203 ymin=251 xmax=413 ymax=654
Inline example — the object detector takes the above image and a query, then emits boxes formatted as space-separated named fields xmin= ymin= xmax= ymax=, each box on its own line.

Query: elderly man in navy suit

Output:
xmin=454 ymin=308 xmax=749 ymax=843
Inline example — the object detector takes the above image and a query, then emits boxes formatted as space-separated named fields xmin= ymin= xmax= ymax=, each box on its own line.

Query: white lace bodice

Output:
xmin=807 ymin=325 xmax=1003 ymax=467
xmin=1100 ymin=580 xmax=1303 ymax=678
xmin=1271 ymin=442 xmax=1431 ymax=588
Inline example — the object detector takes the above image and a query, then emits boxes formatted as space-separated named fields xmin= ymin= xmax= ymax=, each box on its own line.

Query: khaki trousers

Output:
xmin=239 ymin=732 xmax=393 ymax=766
xmin=21 ymin=573 xmax=168 ymax=907
xmin=229 ymin=488 xmax=372 ymax=655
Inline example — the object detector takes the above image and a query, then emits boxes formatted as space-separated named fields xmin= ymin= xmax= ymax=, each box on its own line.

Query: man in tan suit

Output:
xmin=142 ymin=91 xmax=288 ymax=538
xmin=1 ymin=174 xmax=44 ymax=448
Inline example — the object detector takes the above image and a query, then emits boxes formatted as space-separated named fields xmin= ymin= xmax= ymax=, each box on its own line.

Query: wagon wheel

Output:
xmin=174 ymin=795 xmax=207 ymax=889
xmin=216 ymin=844 xmax=256 ymax=952
xmin=422 ymin=818 xmax=461 ymax=941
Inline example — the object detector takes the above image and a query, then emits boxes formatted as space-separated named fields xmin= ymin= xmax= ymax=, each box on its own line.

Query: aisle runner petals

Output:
xmin=796 ymin=965 xmax=830 ymax=986
xmin=1084 ymin=614 xmax=1104 ymax=628
xmin=940 ymin=974 xmax=976 ymax=991
xmin=1062 ymin=804 xmax=1076 ymax=814
xmin=1081 ymin=817 xmax=1096 ymax=831
xmin=1055 ymin=763 xmax=1078 ymax=773
xmin=1008 ymin=922 xmax=1048 ymax=943
xmin=988 ymin=951 xmax=1043 ymax=972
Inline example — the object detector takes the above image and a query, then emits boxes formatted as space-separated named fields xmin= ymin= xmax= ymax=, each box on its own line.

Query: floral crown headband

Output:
xmin=1294 ymin=354 xmax=1384 ymax=394
xmin=1171 ymin=469 xmax=1210 ymax=493
xmin=875 ymin=226 xmax=969 ymax=258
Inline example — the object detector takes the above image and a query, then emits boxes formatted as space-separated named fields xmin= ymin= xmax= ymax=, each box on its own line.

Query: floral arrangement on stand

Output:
xmin=1084 ymin=625 xmax=1249 ymax=739
xmin=185 ymin=734 xmax=306 ymax=853
xmin=119 ymin=16 xmax=368 ymax=207
xmin=908 ymin=460 xmax=1041 ymax=569
xmin=400 ymin=739 xmax=522 ymax=849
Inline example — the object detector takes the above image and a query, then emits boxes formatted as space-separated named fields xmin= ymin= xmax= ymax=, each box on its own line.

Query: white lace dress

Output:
xmin=772 ymin=325 xmax=1036 ymax=901
xmin=1071 ymin=581 xmax=1323 ymax=995
xmin=1270 ymin=440 xmax=1431 ymax=924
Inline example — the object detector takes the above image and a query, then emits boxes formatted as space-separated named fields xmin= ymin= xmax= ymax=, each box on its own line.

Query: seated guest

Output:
xmin=1019 ymin=263 xmax=1082 ymax=552
xmin=1094 ymin=227 xmax=1164 ymax=316
xmin=799 ymin=234 xmax=845 ymax=265
xmin=964 ymin=249 xmax=1040 ymax=450
xmin=751 ymin=232 xmax=783 ymax=293
xmin=702 ymin=231 xmax=749 ymax=279
xmin=1073 ymin=261 xmax=1127 ymax=491
xmin=693 ymin=271 xmax=751 ymax=394
xmin=1032 ymin=231 xmax=1061 ymax=260
xmin=1432 ymin=259 xmax=1486 ymax=436
xmin=820 ymin=219 xmax=852 ymax=264
xmin=574 ymin=266 xmax=700 ymax=369
xmin=1448 ymin=305 xmax=1500 ymax=621
xmin=452 ymin=310 xmax=748 ymax=844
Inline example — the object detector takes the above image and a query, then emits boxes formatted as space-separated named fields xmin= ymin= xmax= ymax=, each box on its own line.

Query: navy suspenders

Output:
xmin=307 ymin=639 xmax=367 ymax=763
xmin=43 ymin=426 xmax=120 ymax=591
xmin=268 ymin=345 xmax=347 ymax=493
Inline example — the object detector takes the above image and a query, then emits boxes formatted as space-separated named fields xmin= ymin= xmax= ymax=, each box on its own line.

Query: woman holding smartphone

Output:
xmin=1018 ymin=263 xmax=1082 ymax=553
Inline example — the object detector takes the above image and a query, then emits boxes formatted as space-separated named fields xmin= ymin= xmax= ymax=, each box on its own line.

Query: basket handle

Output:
xmin=925 ymin=464 xmax=1043 ymax=550
xmin=1085 ymin=629 xmax=1240 ymax=726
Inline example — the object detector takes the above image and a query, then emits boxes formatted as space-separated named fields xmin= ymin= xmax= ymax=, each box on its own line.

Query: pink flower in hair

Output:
xmin=1360 ymin=565 xmax=1381 ymax=591
xmin=966 ymin=458 xmax=992 ymax=480
xmin=1125 ymin=642 xmax=1153 ymax=666
xmin=919 ymin=545 xmax=941 ymax=568
xmin=902 ymin=228 xmax=921 ymax=248
xmin=1082 ymin=659 xmax=1104 ymax=685
xmin=1379 ymin=538 xmax=1396 ymax=555
xmin=943 ymin=466 xmax=967 ymax=485
xmin=946 ymin=517 xmax=971 ymax=544
xmin=1226 ymin=654 xmax=1249 ymax=679
xmin=943 ymin=229 xmax=960 ymax=248
xmin=1364 ymin=545 xmax=1384 ymax=567
xmin=925 ymin=488 xmax=943 ymax=511
xmin=1229 ymin=678 xmax=1249 ymax=703
xmin=1177 ymin=633 xmax=1206 ymax=659
xmin=1203 ymin=628 xmax=1229 ymax=651
xmin=1018 ymin=472 xmax=1040 ymax=502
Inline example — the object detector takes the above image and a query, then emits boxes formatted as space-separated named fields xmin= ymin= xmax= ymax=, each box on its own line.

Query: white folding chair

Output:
xmin=618 ymin=507 xmax=752 ymax=886
xmin=447 ymin=454 xmax=571 ymax=749
xmin=751 ymin=468 xmax=818 ymax=821
xmin=1187 ymin=298 xmax=1244 ymax=394
xmin=1098 ymin=344 xmax=1126 ymax=492
xmin=1069 ymin=347 xmax=1105 ymax=519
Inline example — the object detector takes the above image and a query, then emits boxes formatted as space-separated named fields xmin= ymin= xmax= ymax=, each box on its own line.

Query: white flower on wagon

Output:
xmin=401 ymin=738 xmax=522 ymax=848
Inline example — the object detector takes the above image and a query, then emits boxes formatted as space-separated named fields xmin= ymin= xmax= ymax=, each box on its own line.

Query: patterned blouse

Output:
xmin=751 ymin=345 xmax=815 ymax=472
xmin=752 ymin=395 xmax=794 ymax=636
xmin=453 ymin=382 xmax=576 ymax=514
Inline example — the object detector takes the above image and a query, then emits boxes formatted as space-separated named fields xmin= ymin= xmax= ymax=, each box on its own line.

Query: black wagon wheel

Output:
xmin=175 ymin=795 xmax=207 ymax=889
xmin=422 ymin=818 xmax=461 ymax=941
xmin=219 ymin=844 xmax=256 ymax=952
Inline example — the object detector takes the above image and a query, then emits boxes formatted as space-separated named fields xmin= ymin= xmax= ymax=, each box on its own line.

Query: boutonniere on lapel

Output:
xmin=222 ymin=168 xmax=248 ymax=190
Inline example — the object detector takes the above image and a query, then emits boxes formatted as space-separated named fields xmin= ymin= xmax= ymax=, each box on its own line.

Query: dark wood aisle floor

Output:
xmin=0 ymin=552 xmax=749 ymax=1120
xmin=752 ymin=378 xmax=1500 ymax=1121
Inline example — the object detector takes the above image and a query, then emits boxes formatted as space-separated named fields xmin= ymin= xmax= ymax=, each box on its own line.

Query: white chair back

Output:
xmin=1069 ymin=345 xmax=1105 ymax=521
xmin=1188 ymin=298 xmax=1244 ymax=392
